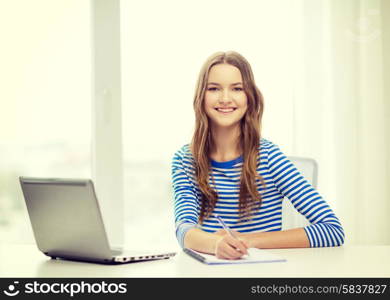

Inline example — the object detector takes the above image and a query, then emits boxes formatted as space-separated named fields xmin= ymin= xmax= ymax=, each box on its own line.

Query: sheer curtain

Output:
xmin=293 ymin=0 xmax=390 ymax=245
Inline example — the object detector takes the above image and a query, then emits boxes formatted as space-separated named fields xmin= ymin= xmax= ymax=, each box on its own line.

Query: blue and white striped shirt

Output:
xmin=172 ymin=138 xmax=345 ymax=248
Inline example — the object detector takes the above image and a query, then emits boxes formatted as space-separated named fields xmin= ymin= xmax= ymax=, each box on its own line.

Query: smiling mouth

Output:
xmin=215 ymin=108 xmax=237 ymax=113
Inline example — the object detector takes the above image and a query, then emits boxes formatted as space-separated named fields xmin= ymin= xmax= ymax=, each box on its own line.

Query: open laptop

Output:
xmin=19 ymin=177 xmax=176 ymax=264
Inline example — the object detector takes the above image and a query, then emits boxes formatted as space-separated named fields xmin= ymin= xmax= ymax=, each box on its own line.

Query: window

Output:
xmin=0 ymin=0 xmax=91 ymax=243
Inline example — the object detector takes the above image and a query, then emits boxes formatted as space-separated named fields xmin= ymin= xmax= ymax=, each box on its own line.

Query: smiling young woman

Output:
xmin=172 ymin=51 xmax=344 ymax=260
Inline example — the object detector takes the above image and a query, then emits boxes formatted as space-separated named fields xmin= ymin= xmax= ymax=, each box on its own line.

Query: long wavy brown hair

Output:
xmin=191 ymin=51 xmax=265 ymax=224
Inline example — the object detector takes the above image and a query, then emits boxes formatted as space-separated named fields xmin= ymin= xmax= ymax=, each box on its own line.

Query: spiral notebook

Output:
xmin=184 ymin=248 xmax=286 ymax=265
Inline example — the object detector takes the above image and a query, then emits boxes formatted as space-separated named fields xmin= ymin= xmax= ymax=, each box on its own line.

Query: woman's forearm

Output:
xmin=184 ymin=227 xmax=223 ymax=254
xmin=241 ymin=228 xmax=310 ymax=249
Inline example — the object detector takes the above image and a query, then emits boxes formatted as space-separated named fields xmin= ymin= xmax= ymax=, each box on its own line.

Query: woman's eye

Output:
xmin=207 ymin=87 xmax=242 ymax=91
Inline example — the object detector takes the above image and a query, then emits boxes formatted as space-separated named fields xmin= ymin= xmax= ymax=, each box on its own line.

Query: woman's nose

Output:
xmin=219 ymin=89 xmax=232 ymax=104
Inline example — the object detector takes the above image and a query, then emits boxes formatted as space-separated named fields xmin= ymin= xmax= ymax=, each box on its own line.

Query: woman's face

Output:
xmin=204 ymin=63 xmax=248 ymax=130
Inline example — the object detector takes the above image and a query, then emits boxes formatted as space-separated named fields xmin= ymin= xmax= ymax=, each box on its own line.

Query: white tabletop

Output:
xmin=1 ymin=244 xmax=389 ymax=278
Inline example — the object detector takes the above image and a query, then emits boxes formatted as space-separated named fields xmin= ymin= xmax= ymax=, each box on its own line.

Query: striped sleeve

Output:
xmin=267 ymin=142 xmax=345 ymax=247
xmin=171 ymin=148 xmax=199 ymax=248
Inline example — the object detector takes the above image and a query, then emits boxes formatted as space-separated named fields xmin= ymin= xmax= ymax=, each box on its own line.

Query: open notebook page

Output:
xmin=185 ymin=248 xmax=286 ymax=265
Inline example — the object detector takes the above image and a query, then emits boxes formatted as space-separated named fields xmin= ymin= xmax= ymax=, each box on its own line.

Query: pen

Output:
xmin=215 ymin=214 xmax=249 ymax=256
xmin=215 ymin=214 xmax=238 ymax=238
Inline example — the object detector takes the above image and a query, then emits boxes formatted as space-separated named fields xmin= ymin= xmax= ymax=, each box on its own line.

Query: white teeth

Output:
xmin=217 ymin=108 xmax=235 ymax=112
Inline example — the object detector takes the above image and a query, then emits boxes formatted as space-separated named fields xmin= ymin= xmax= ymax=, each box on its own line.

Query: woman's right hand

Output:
xmin=214 ymin=235 xmax=249 ymax=259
